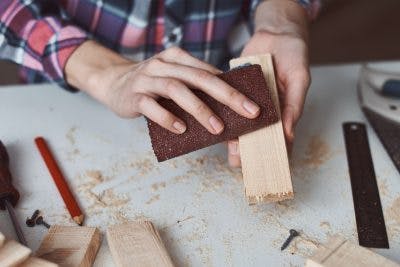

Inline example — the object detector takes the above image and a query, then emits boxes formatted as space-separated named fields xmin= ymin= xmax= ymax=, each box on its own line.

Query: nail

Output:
xmin=173 ymin=121 xmax=186 ymax=134
xmin=209 ymin=116 xmax=224 ymax=134
xmin=229 ymin=142 xmax=239 ymax=155
xmin=242 ymin=100 xmax=260 ymax=116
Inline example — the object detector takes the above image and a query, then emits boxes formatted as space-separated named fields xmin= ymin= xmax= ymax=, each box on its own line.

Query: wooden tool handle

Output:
xmin=0 ymin=141 xmax=20 ymax=209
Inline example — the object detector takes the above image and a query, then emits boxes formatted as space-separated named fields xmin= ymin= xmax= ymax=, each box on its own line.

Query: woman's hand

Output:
xmin=65 ymin=41 xmax=260 ymax=135
xmin=227 ymin=0 xmax=311 ymax=167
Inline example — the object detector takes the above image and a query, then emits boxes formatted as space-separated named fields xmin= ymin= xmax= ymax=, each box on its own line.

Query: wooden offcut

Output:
xmin=229 ymin=54 xmax=293 ymax=204
xmin=0 ymin=240 xmax=31 ymax=267
xmin=305 ymin=235 xmax=399 ymax=267
xmin=107 ymin=221 xmax=174 ymax=267
xmin=0 ymin=232 xmax=57 ymax=267
xmin=36 ymin=225 xmax=101 ymax=267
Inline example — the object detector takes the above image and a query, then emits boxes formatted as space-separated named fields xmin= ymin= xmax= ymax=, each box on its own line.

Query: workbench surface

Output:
xmin=1 ymin=63 xmax=399 ymax=266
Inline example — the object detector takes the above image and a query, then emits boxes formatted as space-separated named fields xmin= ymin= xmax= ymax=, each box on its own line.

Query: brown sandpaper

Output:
xmin=147 ymin=64 xmax=279 ymax=162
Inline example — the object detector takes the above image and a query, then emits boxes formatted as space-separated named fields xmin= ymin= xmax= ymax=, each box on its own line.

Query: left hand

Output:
xmin=227 ymin=0 xmax=311 ymax=167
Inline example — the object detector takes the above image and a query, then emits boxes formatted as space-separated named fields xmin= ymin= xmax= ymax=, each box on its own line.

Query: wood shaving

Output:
xmin=151 ymin=182 xmax=166 ymax=192
xmin=66 ymin=126 xmax=77 ymax=145
xmin=319 ymin=221 xmax=331 ymax=232
xmin=145 ymin=194 xmax=160 ymax=205
xmin=75 ymin=170 xmax=130 ymax=225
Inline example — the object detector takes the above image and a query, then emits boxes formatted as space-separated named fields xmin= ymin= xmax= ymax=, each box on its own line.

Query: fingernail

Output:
xmin=242 ymin=100 xmax=260 ymax=116
xmin=229 ymin=142 xmax=239 ymax=155
xmin=173 ymin=121 xmax=186 ymax=134
xmin=209 ymin=116 xmax=224 ymax=134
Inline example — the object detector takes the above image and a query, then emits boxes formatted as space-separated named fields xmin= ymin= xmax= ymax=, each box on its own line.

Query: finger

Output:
xmin=150 ymin=77 xmax=225 ymax=135
xmin=282 ymin=70 xmax=310 ymax=141
xmin=147 ymin=60 xmax=261 ymax=119
xmin=158 ymin=47 xmax=222 ymax=75
xmin=136 ymin=94 xmax=187 ymax=134
xmin=227 ymin=140 xmax=241 ymax=167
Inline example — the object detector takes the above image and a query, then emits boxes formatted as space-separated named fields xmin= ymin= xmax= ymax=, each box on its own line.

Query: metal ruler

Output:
xmin=342 ymin=122 xmax=389 ymax=248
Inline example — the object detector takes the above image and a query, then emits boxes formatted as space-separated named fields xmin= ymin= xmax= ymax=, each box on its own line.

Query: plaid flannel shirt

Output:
xmin=0 ymin=0 xmax=321 ymax=90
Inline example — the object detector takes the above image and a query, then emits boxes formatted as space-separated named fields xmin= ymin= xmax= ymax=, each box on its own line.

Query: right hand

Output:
xmin=66 ymin=42 xmax=260 ymax=135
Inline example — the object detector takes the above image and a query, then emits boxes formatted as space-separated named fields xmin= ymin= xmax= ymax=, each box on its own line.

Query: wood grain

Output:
xmin=229 ymin=54 xmax=293 ymax=204
xmin=0 ymin=240 xmax=31 ymax=267
xmin=107 ymin=221 xmax=174 ymax=267
xmin=19 ymin=257 xmax=59 ymax=267
xmin=306 ymin=235 xmax=399 ymax=267
xmin=36 ymin=225 xmax=101 ymax=267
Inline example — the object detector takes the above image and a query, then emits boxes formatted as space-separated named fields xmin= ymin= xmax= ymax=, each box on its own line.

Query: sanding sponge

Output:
xmin=147 ymin=64 xmax=278 ymax=162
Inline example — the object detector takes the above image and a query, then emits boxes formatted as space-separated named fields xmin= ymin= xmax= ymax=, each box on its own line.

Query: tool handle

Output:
xmin=0 ymin=141 xmax=20 ymax=209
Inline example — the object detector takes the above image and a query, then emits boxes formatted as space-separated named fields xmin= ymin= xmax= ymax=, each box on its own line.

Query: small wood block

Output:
xmin=107 ymin=221 xmax=174 ymax=267
xmin=19 ymin=257 xmax=59 ymax=267
xmin=0 ymin=240 xmax=31 ymax=267
xmin=36 ymin=225 xmax=101 ymax=267
xmin=305 ymin=235 xmax=399 ymax=267
xmin=229 ymin=54 xmax=293 ymax=204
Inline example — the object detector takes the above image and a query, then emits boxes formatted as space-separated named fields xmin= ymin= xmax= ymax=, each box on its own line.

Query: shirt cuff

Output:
xmin=25 ymin=18 xmax=88 ymax=91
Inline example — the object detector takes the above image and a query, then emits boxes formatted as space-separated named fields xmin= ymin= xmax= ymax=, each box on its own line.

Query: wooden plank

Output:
xmin=107 ymin=220 xmax=174 ymax=267
xmin=305 ymin=235 xmax=399 ymax=267
xmin=0 ymin=240 xmax=31 ymax=267
xmin=19 ymin=257 xmax=59 ymax=267
xmin=229 ymin=54 xmax=293 ymax=204
xmin=36 ymin=225 xmax=101 ymax=267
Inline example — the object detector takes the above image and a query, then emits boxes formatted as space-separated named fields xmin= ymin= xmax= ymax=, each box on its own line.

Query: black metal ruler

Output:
xmin=343 ymin=122 xmax=389 ymax=248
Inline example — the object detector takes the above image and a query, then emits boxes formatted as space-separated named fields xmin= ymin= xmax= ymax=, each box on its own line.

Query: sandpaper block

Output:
xmin=147 ymin=64 xmax=278 ymax=161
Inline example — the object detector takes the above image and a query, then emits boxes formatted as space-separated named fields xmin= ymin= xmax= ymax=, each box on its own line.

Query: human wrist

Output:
xmin=64 ymin=40 xmax=131 ymax=101
xmin=254 ymin=0 xmax=309 ymax=41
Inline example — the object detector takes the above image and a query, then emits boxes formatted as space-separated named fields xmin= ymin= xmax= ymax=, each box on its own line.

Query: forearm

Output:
xmin=254 ymin=0 xmax=310 ymax=40
xmin=64 ymin=40 xmax=131 ymax=101
xmin=0 ymin=1 xmax=87 ymax=88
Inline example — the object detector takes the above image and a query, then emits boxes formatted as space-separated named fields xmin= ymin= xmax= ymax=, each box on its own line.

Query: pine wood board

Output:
xmin=35 ymin=225 xmax=101 ymax=267
xmin=229 ymin=54 xmax=293 ymax=204
xmin=305 ymin=235 xmax=399 ymax=267
xmin=107 ymin=220 xmax=174 ymax=267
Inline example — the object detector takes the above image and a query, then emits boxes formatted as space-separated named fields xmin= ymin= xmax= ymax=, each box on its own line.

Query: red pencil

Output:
xmin=35 ymin=137 xmax=84 ymax=226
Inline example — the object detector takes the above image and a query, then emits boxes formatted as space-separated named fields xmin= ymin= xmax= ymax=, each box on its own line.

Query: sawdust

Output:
xmin=386 ymin=197 xmax=400 ymax=225
xmin=129 ymin=156 xmax=159 ymax=176
xmin=145 ymin=194 xmax=160 ymax=205
xmin=66 ymin=126 xmax=77 ymax=145
xmin=302 ymin=136 xmax=331 ymax=168
xmin=173 ymin=174 xmax=191 ymax=183
xmin=320 ymin=221 xmax=331 ymax=232
xmin=181 ymin=154 xmax=242 ymax=194
xmin=195 ymin=246 xmax=212 ymax=267
xmin=75 ymin=170 xmax=130 ymax=224
xmin=151 ymin=182 xmax=166 ymax=192
xmin=385 ymin=197 xmax=400 ymax=239
xmin=377 ymin=178 xmax=389 ymax=197
xmin=288 ymin=234 xmax=320 ymax=257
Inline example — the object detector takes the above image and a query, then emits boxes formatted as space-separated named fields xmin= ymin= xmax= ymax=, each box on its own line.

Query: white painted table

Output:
xmin=0 ymin=64 xmax=399 ymax=266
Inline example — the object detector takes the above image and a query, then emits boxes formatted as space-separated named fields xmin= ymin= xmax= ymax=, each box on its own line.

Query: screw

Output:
xmin=35 ymin=216 xmax=51 ymax=229
xmin=26 ymin=210 xmax=40 ymax=227
xmin=281 ymin=229 xmax=299 ymax=251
